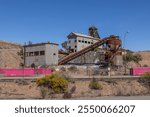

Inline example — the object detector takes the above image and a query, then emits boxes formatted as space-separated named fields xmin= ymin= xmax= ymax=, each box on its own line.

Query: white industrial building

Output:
xmin=24 ymin=42 xmax=58 ymax=67
xmin=62 ymin=32 xmax=102 ymax=53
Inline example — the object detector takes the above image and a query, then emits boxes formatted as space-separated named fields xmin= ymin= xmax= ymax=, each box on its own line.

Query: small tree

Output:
xmin=133 ymin=54 xmax=142 ymax=66
xmin=123 ymin=52 xmax=133 ymax=63
xmin=20 ymin=63 xmax=24 ymax=67
xmin=123 ymin=52 xmax=142 ymax=74
xmin=17 ymin=49 xmax=24 ymax=59
xmin=123 ymin=52 xmax=142 ymax=65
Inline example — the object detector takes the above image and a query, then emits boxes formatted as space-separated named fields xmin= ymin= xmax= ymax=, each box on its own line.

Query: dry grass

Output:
xmin=0 ymin=79 xmax=149 ymax=99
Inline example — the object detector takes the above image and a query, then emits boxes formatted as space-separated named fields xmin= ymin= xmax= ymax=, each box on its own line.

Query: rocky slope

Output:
xmin=0 ymin=40 xmax=23 ymax=68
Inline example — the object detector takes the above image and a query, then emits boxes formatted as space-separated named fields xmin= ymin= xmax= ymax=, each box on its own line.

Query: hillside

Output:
xmin=136 ymin=51 xmax=150 ymax=67
xmin=0 ymin=40 xmax=23 ymax=68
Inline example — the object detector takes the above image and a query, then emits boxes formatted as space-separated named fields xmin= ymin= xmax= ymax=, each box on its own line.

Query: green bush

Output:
xmin=50 ymin=77 xmax=68 ymax=93
xmin=36 ymin=73 xmax=68 ymax=93
xmin=89 ymin=81 xmax=102 ymax=90
xmin=141 ymin=72 xmax=150 ymax=79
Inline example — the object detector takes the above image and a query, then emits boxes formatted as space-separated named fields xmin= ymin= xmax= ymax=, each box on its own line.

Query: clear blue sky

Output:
xmin=0 ymin=0 xmax=150 ymax=51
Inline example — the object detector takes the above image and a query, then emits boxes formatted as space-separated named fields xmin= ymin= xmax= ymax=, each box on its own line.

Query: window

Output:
xmin=75 ymin=45 xmax=77 ymax=48
xmin=71 ymin=49 xmax=74 ymax=53
xmin=82 ymin=40 xmax=84 ymax=43
xmin=78 ymin=40 xmax=81 ymax=42
xmin=91 ymin=42 xmax=93 ymax=44
xmin=53 ymin=53 xmax=56 ymax=55
xmin=34 ymin=51 xmax=39 ymax=56
xmin=85 ymin=41 xmax=87 ymax=43
xmin=40 ymin=51 xmax=45 ymax=55
xmin=29 ymin=52 xmax=34 ymax=56
xmin=75 ymin=40 xmax=77 ymax=42
xmin=88 ymin=41 xmax=90 ymax=44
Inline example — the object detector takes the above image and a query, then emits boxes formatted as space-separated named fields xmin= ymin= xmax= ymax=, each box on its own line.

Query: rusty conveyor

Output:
xmin=58 ymin=37 xmax=110 ymax=65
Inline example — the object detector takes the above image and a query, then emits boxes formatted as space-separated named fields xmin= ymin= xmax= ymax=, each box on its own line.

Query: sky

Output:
xmin=0 ymin=0 xmax=150 ymax=51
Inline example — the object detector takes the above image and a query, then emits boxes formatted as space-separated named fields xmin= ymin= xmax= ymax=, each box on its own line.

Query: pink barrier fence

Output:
xmin=4 ymin=68 xmax=34 ymax=77
xmin=36 ymin=68 xmax=51 ymax=75
xmin=0 ymin=68 xmax=52 ymax=77
xmin=0 ymin=68 xmax=5 ymax=74
xmin=131 ymin=67 xmax=150 ymax=76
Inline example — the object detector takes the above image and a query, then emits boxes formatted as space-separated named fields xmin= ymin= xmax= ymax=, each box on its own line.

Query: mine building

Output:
xmin=59 ymin=27 xmax=123 ymax=67
xmin=62 ymin=26 xmax=102 ymax=53
xmin=24 ymin=42 xmax=58 ymax=67
xmin=60 ymin=26 xmax=106 ymax=65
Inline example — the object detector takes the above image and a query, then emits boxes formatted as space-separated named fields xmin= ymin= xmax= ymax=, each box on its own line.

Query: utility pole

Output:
xmin=123 ymin=32 xmax=129 ymax=75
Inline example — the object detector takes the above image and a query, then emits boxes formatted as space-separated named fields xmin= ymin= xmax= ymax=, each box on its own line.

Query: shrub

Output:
xmin=36 ymin=75 xmax=51 ymax=88
xmin=36 ymin=73 xmax=68 ymax=93
xmin=70 ymin=85 xmax=76 ymax=93
xmin=89 ymin=80 xmax=102 ymax=90
xmin=59 ymin=73 xmax=69 ymax=80
xmin=40 ymin=87 xmax=48 ymax=99
xmin=68 ymin=66 xmax=78 ymax=72
xmin=59 ymin=73 xmax=75 ymax=83
xmin=62 ymin=85 xmax=76 ymax=99
xmin=31 ymin=63 xmax=36 ymax=68
xmin=50 ymin=77 xmax=68 ymax=93
xmin=60 ymin=67 xmax=66 ymax=71
xmin=143 ymin=64 xmax=148 ymax=67
xmin=141 ymin=72 xmax=150 ymax=79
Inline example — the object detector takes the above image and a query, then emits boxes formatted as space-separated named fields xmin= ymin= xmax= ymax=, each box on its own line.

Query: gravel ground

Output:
xmin=75 ymin=95 xmax=150 ymax=100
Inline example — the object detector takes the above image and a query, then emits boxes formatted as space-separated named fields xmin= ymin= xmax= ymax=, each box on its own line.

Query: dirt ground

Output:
xmin=0 ymin=80 xmax=41 ymax=99
xmin=0 ymin=78 xmax=149 ymax=99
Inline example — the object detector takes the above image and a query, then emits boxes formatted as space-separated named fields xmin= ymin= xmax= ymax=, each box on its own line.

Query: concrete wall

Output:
xmin=68 ymin=50 xmax=105 ymax=64
xmin=76 ymin=37 xmax=98 ymax=51
xmin=25 ymin=45 xmax=46 ymax=66
xmin=68 ymin=36 xmax=101 ymax=52
xmin=68 ymin=38 xmax=77 ymax=52
xmin=45 ymin=44 xmax=58 ymax=65
xmin=25 ymin=44 xmax=58 ymax=66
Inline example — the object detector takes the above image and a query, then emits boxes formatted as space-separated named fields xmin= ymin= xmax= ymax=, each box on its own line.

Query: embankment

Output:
xmin=0 ymin=77 xmax=150 ymax=99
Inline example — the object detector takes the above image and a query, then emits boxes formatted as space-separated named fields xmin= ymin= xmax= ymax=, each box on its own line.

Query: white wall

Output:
xmin=45 ymin=44 xmax=58 ymax=65
xmin=25 ymin=44 xmax=58 ymax=66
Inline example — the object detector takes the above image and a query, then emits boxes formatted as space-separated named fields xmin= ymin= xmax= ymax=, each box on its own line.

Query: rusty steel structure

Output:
xmin=106 ymin=35 xmax=121 ymax=52
xmin=58 ymin=36 xmax=122 ymax=65
xmin=105 ymin=35 xmax=122 ymax=63
xmin=88 ymin=26 xmax=100 ymax=38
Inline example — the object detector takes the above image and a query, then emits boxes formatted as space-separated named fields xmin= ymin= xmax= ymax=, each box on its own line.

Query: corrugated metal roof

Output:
xmin=24 ymin=42 xmax=58 ymax=47
xmin=67 ymin=32 xmax=100 ymax=40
